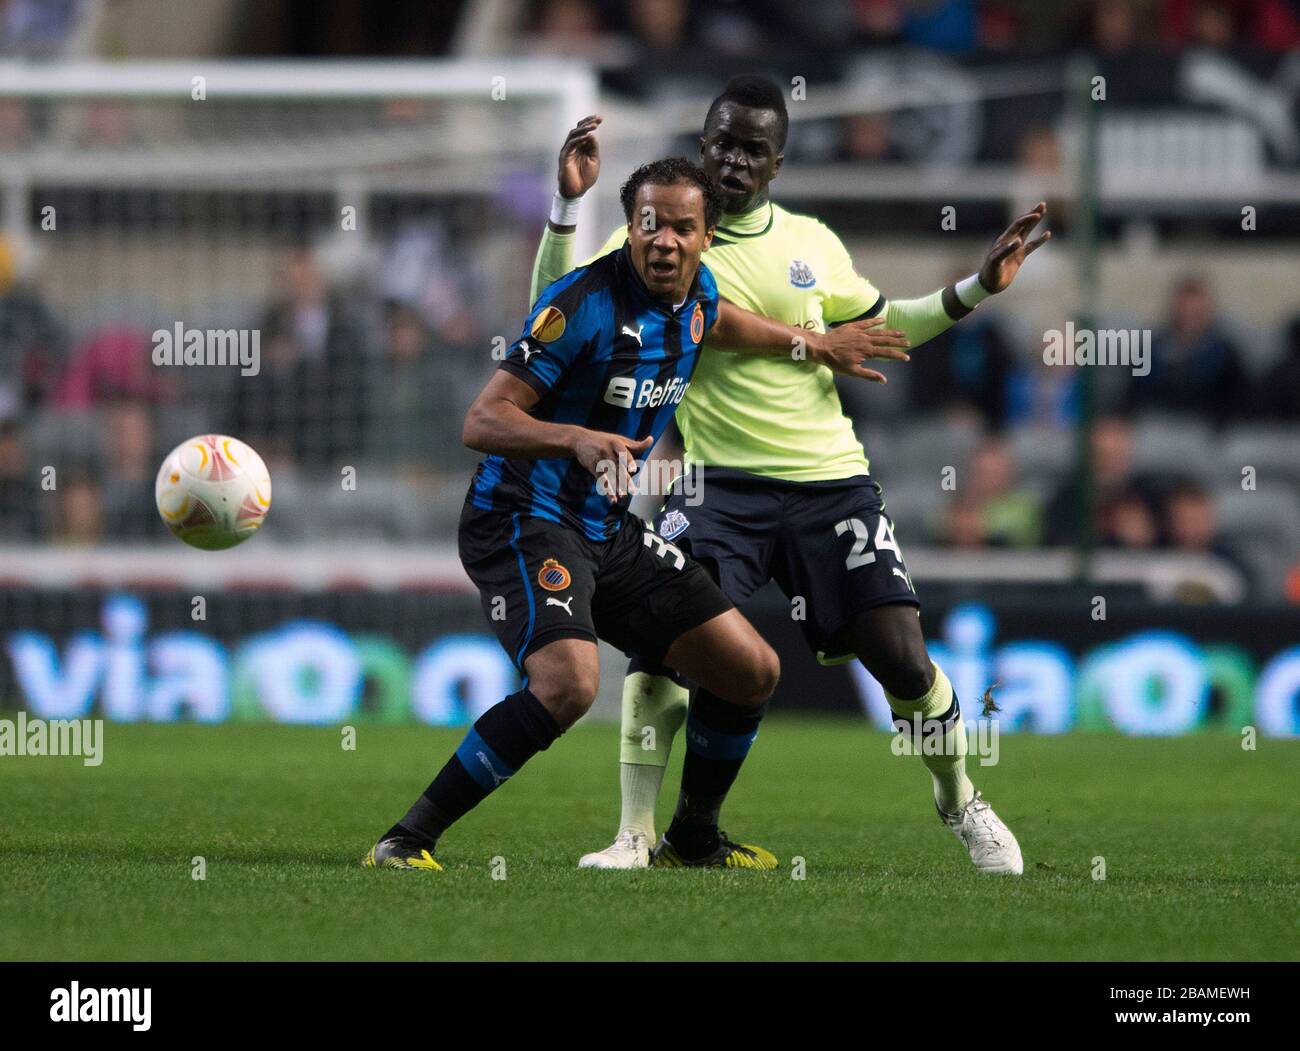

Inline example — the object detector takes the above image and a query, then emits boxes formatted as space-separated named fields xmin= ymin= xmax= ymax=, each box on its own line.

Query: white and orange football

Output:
xmin=155 ymin=434 xmax=272 ymax=550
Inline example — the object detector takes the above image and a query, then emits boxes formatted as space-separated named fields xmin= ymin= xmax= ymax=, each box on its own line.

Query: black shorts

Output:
xmin=652 ymin=467 xmax=919 ymax=664
xmin=458 ymin=501 xmax=734 ymax=671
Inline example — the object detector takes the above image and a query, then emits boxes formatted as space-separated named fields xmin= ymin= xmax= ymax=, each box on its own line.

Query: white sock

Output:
xmin=618 ymin=762 xmax=664 ymax=838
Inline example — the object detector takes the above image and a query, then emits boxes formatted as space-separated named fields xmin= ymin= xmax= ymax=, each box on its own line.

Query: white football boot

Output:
xmin=941 ymin=791 xmax=1024 ymax=875
xmin=578 ymin=828 xmax=651 ymax=869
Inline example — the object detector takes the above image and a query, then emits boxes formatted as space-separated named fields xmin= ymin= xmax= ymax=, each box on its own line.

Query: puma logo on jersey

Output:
xmin=621 ymin=323 xmax=644 ymax=347
xmin=545 ymin=596 xmax=574 ymax=615
xmin=892 ymin=568 xmax=908 ymax=581
xmin=519 ymin=343 xmax=540 ymax=364
xmin=604 ymin=375 xmax=690 ymax=409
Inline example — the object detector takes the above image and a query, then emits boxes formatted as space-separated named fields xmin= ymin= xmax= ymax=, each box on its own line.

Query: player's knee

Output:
xmin=529 ymin=667 xmax=599 ymax=728
xmin=875 ymin=650 xmax=934 ymax=701
xmin=726 ymin=640 xmax=780 ymax=707
xmin=753 ymin=647 xmax=781 ymax=704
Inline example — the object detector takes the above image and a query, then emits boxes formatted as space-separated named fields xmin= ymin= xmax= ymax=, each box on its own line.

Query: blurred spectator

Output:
xmin=1044 ymin=415 xmax=1163 ymax=545
xmin=1161 ymin=0 xmax=1300 ymax=50
xmin=50 ymin=471 xmax=103 ymax=546
xmin=0 ymin=235 xmax=63 ymax=416
xmin=528 ymin=0 xmax=612 ymax=59
xmin=1125 ymin=275 xmax=1248 ymax=426
xmin=1160 ymin=478 xmax=1255 ymax=589
xmin=1100 ymin=486 xmax=1161 ymax=548
xmin=627 ymin=0 xmax=690 ymax=50
xmin=0 ymin=0 xmax=86 ymax=58
xmin=941 ymin=494 xmax=990 ymax=547
xmin=0 ymin=417 xmax=41 ymax=539
xmin=837 ymin=112 xmax=898 ymax=163
xmin=1005 ymin=348 xmax=1080 ymax=429
xmin=55 ymin=326 xmax=170 ymax=410
xmin=0 ymin=98 xmax=32 ymax=147
xmin=1184 ymin=0 xmax=1241 ymax=44
xmin=99 ymin=397 xmax=158 ymax=540
xmin=1072 ymin=0 xmax=1155 ymax=54
xmin=229 ymin=245 xmax=366 ymax=467
xmin=977 ymin=0 xmax=1020 ymax=49
xmin=364 ymin=301 xmax=472 ymax=476
xmin=849 ymin=0 xmax=978 ymax=51
xmin=1011 ymin=124 xmax=1070 ymax=239
xmin=1257 ymin=315 xmax=1300 ymax=421
xmin=908 ymin=268 xmax=1016 ymax=429
xmin=901 ymin=0 xmax=979 ymax=52
xmin=231 ymin=243 xmax=366 ymax=468
xmin=965 ymin=436 xmax=1043 ymax=546
xmin=375 ymin=220 xmax=484 ymax=348
xmin=849 ymin=0 xmax=905 ymax=44
xmin=1162 ymin=479 xmax=1237 ymax=556
xmin=77 ymin=100 xmax=137 ymax=149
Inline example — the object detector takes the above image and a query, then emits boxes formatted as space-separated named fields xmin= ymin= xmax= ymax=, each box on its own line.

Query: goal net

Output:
xmin=0 ymin=59 xmax=598 ymax=545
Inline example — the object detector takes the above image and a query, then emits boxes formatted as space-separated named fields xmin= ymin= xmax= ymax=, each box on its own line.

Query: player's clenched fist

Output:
xmin=571 ymin=430 xmax=654 ymax=502
xmin=557 ymin=114 xmax=603 ymax=200
xmin=809 ymin=316 xmax=911 ymax=383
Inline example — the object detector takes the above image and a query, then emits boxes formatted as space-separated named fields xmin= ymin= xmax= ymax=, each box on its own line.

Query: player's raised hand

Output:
xmin=978 ymin=201 xmax=1051 ymax=293
xmin=558 ymin=114 xmax=602 ymax=200
xmin=572 ymin=430 xmax=654 ymax=503
xmin=810 ymin=317 xmax=911 ymax=383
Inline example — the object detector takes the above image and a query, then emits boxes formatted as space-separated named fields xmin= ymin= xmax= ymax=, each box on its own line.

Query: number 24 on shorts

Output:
xmin=834 ymin=517 xmax=909 ymax=583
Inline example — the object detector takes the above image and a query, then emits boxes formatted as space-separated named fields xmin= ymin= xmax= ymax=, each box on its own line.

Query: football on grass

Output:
xmin=155 ymin=434 xmax=272 ymax=550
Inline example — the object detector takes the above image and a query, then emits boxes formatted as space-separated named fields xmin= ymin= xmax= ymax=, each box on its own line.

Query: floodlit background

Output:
xmin=0 ymin=0 xmax=1298 ymax=733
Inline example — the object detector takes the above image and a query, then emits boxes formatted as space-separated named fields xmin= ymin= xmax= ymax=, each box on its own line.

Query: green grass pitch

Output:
xmin=1 ymin=716 xmax=1295 ymax=961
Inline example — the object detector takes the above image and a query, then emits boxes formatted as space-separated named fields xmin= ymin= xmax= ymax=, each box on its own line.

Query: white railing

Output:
xmin=0 ymin=545 xmax=1247 ymax=602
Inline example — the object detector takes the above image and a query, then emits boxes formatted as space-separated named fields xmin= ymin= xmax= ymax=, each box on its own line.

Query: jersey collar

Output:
xmin=616 ymin=242 xmax=703 ymax=317
xmin=714 ymin=201 xmax=775 ymax=244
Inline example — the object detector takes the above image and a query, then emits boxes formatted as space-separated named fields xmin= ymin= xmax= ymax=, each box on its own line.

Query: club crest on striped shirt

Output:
xmin=690 ymin=302 xmax=705 ymax=343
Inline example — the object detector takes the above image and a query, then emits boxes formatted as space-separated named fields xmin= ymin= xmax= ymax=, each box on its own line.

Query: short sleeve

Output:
xmin=500 ymin=273 xmax=594 ymax=396
xmin=817 ymin=222 xmax=885 ymax=324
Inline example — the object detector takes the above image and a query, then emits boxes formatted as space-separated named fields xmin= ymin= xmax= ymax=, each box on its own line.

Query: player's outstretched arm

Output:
xmin=463 ymin=370 xmax=651 ymax=502
xmin=710 ymin=299 xmax=911 ymax=383
xmin=869 ymin=202 xmax=1051 ymax=348
xmin=529 ymin=115 xmax=603 ymax=302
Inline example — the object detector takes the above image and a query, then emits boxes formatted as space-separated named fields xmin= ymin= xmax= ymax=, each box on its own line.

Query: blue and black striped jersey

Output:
xmin=469 ymin=245 xmax=720 ymax=541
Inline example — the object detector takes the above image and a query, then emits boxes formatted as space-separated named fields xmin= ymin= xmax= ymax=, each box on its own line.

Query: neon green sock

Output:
xmin=617 ymin=671 xmax=689 ymax=836
xmin=885 ymin=663 xmax=974 ymax=814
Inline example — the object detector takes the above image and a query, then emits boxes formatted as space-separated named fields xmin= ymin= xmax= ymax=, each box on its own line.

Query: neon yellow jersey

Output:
xmin=589 ymin=202 xmax=882 ymax=481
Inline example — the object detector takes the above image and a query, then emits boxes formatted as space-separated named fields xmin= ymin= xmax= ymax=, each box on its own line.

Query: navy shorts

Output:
xmin=651 ymin=467 xmax=918 ymax=664
xmin=459 ymin=500 xmax=734 ymax=671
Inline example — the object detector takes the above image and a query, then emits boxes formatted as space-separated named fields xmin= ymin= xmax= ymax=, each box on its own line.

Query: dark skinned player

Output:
xmin=533 ymin=76 xmax=1049 ymax=873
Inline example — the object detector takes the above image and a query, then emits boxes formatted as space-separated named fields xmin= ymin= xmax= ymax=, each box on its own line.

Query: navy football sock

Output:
xmin=666 ymin=689 xmax=764 ymax=858
xmin=391 ymin=688 xmax=561 ymax=849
